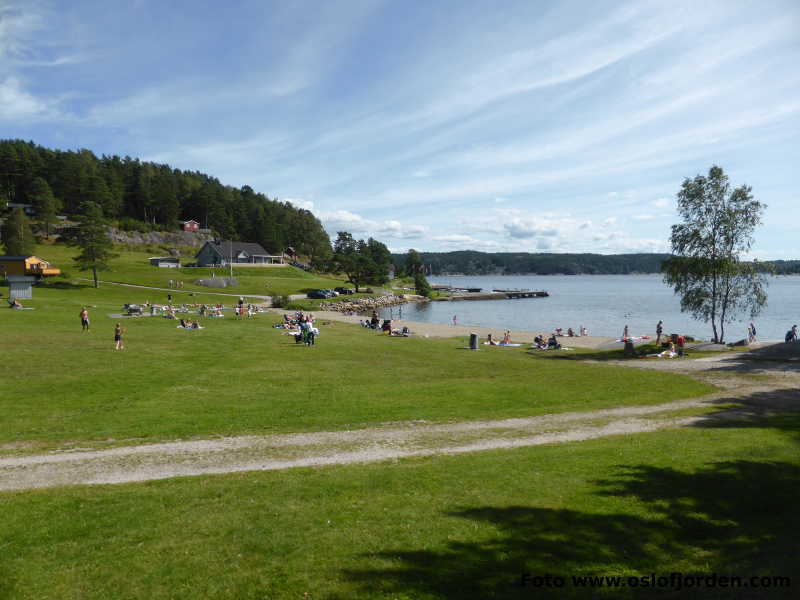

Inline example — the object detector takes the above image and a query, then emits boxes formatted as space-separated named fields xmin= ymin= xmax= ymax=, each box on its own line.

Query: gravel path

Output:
xmin=4 ymin=322 xmax=797 ymax=492
xmin=0 ymin=379 xmax=781 ymax=492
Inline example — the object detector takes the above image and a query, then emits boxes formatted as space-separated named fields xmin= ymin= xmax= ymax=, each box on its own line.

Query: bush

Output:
xmin=267 ymin=291 xmax=289 ymax=308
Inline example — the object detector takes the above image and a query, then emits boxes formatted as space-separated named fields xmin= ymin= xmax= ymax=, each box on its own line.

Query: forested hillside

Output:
xmin=392 ymin=252 xmax=800 ymax=276
xmin=393 ymin=251 xmax=673 ymax=275
xmin=0 ymin=139 xmax=331 ymax=261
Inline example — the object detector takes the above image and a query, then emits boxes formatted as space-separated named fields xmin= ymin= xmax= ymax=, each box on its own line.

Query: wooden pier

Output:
xmin=434 ymin=289 xmax=549 ymax=302
xmin=492 ymin=289 xmax=549 ymax=298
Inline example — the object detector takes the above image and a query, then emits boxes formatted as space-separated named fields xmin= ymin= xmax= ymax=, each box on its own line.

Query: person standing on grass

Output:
xmin=114 ymin=323 xmax=125 ymax=350
xmin=656 ymin=320 xmax=663 ymax=345
xmin=80 ymin=307 xmax=90 ymax=332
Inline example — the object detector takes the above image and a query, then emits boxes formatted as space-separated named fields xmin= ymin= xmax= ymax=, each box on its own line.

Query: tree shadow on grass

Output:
xmin=343 ymin=403 xmax=800 ymax=600
xmin=712 ymin=343 xmax=800 ymax=373
xmin=343 ymin=460 xmax=799 ymax=599
xmin=690 ymin=388 xmax=800 ymax=446
xmin=526 ymin=344 xmax=667 ymax=362
xmin=35 ymin=280 xmax=91 ymax=290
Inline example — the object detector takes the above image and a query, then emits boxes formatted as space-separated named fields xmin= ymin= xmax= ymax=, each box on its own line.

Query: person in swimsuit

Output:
xmin=114 ymin=323 xmax=125 ymax=350
xmin=80 ymin=307 xmax=90 ymax=331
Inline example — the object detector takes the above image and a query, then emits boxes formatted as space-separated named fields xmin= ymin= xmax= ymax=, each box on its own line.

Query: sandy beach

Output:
xmin=292 ymin=310 xmax=623 ymax=349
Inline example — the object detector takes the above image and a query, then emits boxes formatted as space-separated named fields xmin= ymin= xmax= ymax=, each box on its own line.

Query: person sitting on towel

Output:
xmin=548 ymin=334 xmax=561 ymax=349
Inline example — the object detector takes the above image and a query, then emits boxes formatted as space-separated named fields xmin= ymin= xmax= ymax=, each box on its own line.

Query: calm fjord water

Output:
xmin=379 ymin=274 xmax=800 ymax=341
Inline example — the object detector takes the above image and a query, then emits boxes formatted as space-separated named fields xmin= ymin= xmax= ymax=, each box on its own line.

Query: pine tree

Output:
xmin=68 ymin=202 xmax=118 ymax=288
xmin=28 ymin=177 xmax=60 ymax=236
xmin=1 ymin=207 xmax=36 ymax=256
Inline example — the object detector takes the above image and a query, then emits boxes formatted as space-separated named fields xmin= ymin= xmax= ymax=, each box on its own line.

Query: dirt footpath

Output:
xmin=2 ymin=342 xmax=797 ymax=492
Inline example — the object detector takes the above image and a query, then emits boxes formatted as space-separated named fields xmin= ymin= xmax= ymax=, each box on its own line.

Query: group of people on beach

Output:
xmin=485 ymin=331 xmax=514 ymax=346
xmin=531 ymin=333 xmax=561 ymax=350
xmin=359 ymin=310 xmax=411 ymax=337
xmin=555 ymin=326 xmax=588 ymax=337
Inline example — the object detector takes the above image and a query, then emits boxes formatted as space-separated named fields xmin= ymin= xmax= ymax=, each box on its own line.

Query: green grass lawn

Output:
xmin=2 ymin=413 xmax=797 ymax=599
xmin=3 ymin=244 xmax=797 ymax=599
xmin=1 ymin=282 xmax=714 ymax=451
xmin=33 ymin=243 xmax=347 ymax=297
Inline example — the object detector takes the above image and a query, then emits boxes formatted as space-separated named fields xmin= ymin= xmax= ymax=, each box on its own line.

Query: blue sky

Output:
xmin=2 ymin=0 xmax=798 ymax=257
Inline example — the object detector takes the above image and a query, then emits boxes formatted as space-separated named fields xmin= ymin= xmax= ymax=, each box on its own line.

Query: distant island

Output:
xmin=392 ymin=251 xmax=800 ymax=276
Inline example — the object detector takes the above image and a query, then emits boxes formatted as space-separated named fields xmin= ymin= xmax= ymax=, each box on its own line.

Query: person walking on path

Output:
xmin=114 ymin=323 xmax=125 ymax=350
xmin=80 ymin=307 xmax=90 ymax=332
xmin=453 ymin=315 xmax=458 ymax=326
xmin=622 ymin=325 xmax=629 ymax=340
xmin=656 ymin=320 xmax=663 ymax=345
xmin=748 ymin=322 xmax=757 ymax=344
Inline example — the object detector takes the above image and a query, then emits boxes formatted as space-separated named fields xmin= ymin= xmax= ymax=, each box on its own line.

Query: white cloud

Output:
xmin=504 ymin=219 xmax=559 ymax=239
xmin=0 ymin=1 xmax=45 ymax=60
xmin=603 ymin=217 xmax=618 ymax=227
xmin=432 ymin=234 xmax=475 ymax=244
xmin=316 ymin=208 xmax=428 ymax=241
xmin=284 ymin=197 xmax=315 ymax=211
xmin=631 ymin=214 xmax=654 ymax=221
xmin=651 ymin=198 xmax=669 ymax=209
xmin=0 ymin=76 xmax=59 ymax=120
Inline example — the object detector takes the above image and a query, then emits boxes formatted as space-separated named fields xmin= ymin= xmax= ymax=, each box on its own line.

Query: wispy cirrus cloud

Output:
xmin=2 ymin=0 xmax=798 ymax=257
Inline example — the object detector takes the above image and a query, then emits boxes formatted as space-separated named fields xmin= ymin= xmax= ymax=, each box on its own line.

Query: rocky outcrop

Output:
xmin=106 ymin=228 xmax=214 ymax=249
xmin=320 ymin=294 xmax=425 ymax=313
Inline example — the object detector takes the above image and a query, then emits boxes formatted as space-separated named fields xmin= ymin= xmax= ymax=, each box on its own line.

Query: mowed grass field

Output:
xmin=2 ymin=417 xmax=798 ymax=599
xmin=1 ymin=277 xmax=713 ymax=451
xmin=33 ymin=243 xmax=347 ymax=297
xmin=2 ymin=244 xmax=797 ymax=599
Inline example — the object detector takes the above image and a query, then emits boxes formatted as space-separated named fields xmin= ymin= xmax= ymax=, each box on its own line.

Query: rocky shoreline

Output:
xmin=318 ymin=293 xmax=425 ymax=314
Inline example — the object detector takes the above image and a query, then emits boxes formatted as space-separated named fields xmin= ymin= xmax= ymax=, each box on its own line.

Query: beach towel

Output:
xmin=176 ymin=325 xmax=204 ymax=330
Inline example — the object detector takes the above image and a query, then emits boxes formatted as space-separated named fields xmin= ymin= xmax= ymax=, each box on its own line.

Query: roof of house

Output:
xmin=199 ymin=240 xmax=269 ymax=258
xmin=0 ymin=255 xmax=41 ymax=261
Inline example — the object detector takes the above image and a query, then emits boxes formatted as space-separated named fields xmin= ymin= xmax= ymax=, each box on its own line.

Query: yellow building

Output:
xmin=0 ymin=255 xmax=61 ymax=278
